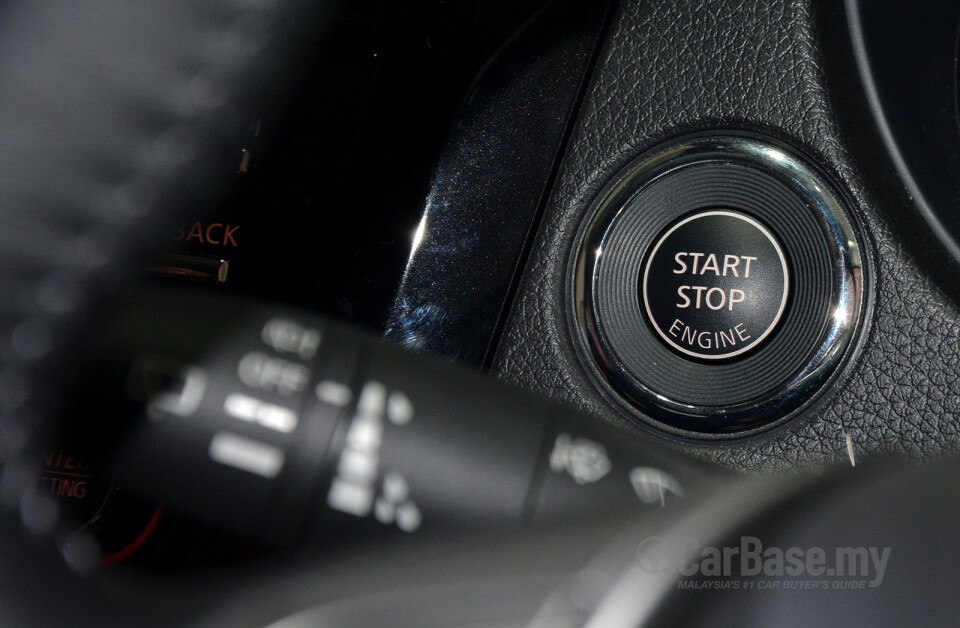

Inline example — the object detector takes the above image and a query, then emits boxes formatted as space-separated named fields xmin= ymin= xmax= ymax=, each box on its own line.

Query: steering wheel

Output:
xmin=2 ymin=2 xmax=960 ymax=626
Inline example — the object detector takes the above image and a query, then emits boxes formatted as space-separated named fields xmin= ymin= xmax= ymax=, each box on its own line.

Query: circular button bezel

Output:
xmin=642 ymin=210 xmax=790 ymax=361
xmin=569 ymin=136 xmax=867 ymax=437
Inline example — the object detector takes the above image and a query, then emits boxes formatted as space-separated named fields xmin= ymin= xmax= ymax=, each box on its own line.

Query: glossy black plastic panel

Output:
xmin=385 ymin=0 xmax=611 ymax=365
xmin=153 ymin=0 xmax=560 ymax=332
xmin=847 ymin=0 xmax=960 ymax=262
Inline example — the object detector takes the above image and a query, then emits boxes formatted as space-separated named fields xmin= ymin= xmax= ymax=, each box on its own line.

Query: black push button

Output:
xmin=641 ymin=210 xmax=789 ymax=360
xmin=574 ymin=137 xmax=864 ymax=434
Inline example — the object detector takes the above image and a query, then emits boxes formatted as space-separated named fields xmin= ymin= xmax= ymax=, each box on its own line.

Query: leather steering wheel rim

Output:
xmin=0 ymin=2 xmax=321 ymax=624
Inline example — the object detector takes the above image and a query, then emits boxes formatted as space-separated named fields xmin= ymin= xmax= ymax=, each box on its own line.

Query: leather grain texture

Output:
xmin=492 ymin=0 xmax=960 ymax=470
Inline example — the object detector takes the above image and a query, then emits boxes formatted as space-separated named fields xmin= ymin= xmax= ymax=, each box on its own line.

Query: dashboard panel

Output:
xmin=492 ymin=0 xmax=960 ymax=470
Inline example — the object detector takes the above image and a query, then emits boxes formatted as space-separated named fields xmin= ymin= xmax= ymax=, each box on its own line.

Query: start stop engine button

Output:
xmin=573 ymin=137 xmax=865 ymax=435
xmin=641 ymin=210 xmax=789 ymax=360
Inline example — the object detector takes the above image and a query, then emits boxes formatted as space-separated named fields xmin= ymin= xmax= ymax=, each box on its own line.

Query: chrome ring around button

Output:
xmin=569 ymin=135 xmax=868 ymax=437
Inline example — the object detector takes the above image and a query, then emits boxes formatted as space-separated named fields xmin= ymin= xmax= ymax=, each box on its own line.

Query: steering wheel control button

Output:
xmin=572 ymin=136 xmax=867 ymax=436
xmin=642 ymin=210 xmax=789 ymax=360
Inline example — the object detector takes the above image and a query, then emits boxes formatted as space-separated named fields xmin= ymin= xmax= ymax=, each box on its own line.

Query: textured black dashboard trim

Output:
xmin=492 ymin=0 xmax=960 ymax=471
